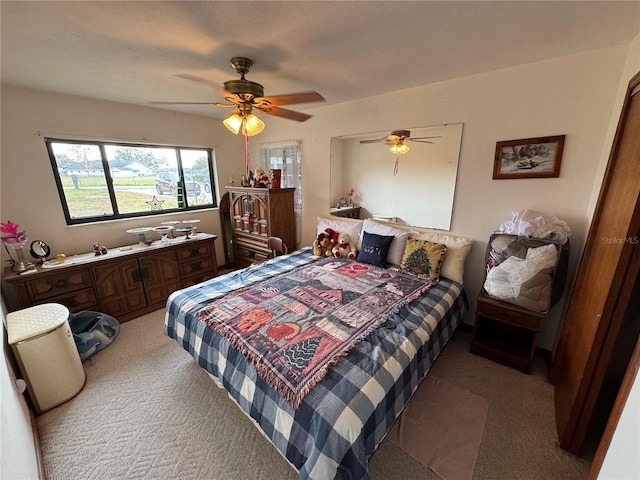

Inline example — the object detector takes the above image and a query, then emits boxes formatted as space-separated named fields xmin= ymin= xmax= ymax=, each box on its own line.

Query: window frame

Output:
xmin=45 ymin=138 xmax=217 ymax=225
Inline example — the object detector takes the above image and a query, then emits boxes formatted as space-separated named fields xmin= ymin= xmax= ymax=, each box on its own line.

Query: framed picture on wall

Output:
xmin=493 ymin=135 xmax=565 ymax=179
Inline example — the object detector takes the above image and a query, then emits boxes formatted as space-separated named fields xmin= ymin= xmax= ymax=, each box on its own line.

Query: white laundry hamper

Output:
xmin=7 ymin=303 xmax=86 ymax=414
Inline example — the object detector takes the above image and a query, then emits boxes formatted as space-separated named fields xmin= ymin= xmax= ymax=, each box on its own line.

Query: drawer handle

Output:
xmin=55 ymin=279 xmax=68 ymax=288
xmin=131 ymin=270 xmax=142 ymax=283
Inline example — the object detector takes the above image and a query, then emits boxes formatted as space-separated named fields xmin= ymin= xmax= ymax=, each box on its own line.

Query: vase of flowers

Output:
xmin=1 ymin=220 xmax=34 ymax=272
xmin=347 ymin=188 xmax=355 ymax=207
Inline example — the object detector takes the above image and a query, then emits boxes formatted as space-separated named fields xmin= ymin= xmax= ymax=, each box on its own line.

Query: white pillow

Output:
xmin=317 ymin=217 xmax=364 ymax=248
xmin=360 ymin=218 xmax=411 ymax=266
xmin=410 ymin=231 xmax=473 ymax=284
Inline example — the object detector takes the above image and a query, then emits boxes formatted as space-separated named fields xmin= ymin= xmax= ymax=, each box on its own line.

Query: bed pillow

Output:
xmin=360 ymin=218 xmax=410 ymax=266
xmin=317 ymin=217 xmax=364 ymax=249
xmin=357 ymin=232 xmax=394 ymax=268
xmin=400 ymin=238 xmax=447 ymax=281
xmin=409 ymin=231 xmax=473 ymax=284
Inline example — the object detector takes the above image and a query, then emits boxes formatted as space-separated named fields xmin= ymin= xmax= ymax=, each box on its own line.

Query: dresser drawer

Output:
xmin=234 ymin=232 xmax=268 ymax=250
xmin=180 ymin=257 xmax=214 ymax=277
xmin=26 ymin=268 xmax=93 ymax=302
xmin=234 ymin=244 xmax=270 ymax=266
xmin=182 ymin=271 xmax=216 ymax=288
xmin=178 ymin=241 xmax=212 ymax=263
xmin=476 ymin=294 xmax=542 ymax=330
xmin=35 ymin=288 xmax=98 ymax=313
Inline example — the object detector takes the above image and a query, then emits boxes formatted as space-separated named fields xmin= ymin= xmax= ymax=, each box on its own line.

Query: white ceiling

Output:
xmin=2 ymin=1 xmax=639 ymax=120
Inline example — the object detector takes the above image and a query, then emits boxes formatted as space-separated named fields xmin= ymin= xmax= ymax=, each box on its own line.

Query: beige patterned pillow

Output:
xmin=400 ymin=238 xmax=447 ymax=281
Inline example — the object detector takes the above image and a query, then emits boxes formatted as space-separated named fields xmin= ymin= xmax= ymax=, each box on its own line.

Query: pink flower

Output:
xmin=347 ymin=188 xmax=355 ymax=197
xmin=0 ymin=220 xmax=19 ymax=236
xmin=1 ymin=220 xmax=27 ymax=244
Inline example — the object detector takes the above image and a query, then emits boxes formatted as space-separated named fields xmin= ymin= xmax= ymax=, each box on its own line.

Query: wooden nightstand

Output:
xmin=470 ymin=291 xmax=544 ymax=373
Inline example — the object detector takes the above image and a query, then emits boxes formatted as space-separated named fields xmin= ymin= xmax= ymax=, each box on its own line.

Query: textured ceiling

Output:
xmin=2 ymin=1 xmax=639 ymax=119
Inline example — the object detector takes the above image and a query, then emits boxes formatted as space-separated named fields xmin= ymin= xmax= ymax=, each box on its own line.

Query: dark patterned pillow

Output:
xmin=356 ymin=232 xmax=394 ymax=267
xmin=400 ymin=238 xmax=448 ymax=281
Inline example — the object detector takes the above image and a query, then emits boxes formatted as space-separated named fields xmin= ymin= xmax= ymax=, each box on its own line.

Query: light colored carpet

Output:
xmin=387 ymin=374 xmax=488 ymax=480
xmin=36 ymin=309 xmax=591 ymax=479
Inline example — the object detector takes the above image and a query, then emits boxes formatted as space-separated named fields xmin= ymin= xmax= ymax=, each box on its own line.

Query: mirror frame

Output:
xmin=29 ymin=240 xmax=51 ymax=261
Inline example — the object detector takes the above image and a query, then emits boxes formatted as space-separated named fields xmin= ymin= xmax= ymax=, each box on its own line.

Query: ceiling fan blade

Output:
xmin=360 ymin=138 xmax=390 ymax=144
xmin=258 ymin=91 xmax=325 ymax=107
xmin=409 ymin=136 xmax=442 ymax=143
xmin=213 ymin=102 xmax=237 ymax=108
xmin=257 ymin=105 xmax=312 ymax=122
xmin=175 ymin=74 xmax=219 ymax=90
xmin=175 ymin=74 xmax=239 ymax=103
xmin=148 ymin=101 xmax=216 ymax=105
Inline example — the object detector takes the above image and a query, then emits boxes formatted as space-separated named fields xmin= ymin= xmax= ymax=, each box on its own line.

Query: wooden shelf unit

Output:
xmin=226 ymin=186 xmax=295 ymax=268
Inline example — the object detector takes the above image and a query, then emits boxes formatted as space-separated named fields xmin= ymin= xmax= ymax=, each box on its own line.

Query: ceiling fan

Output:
xmin=150 ymin=57 xmax=325 ymax=136
xmin=360 ymin=130 xmax=441 ymax=175
xmin=359 ymin=130 xmax=440 ymax=155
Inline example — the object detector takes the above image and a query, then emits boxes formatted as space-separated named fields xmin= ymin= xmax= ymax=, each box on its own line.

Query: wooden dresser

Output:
xmin=227 ymin=186 xmax=295 ymax=268
xmin=3 ymin=234 xmax=217 ymax=323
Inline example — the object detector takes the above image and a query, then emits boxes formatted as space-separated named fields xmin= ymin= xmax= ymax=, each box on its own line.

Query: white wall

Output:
xmin=252 ymin=46 xmax=629 ymax=349
xmin=0 ymin=86 xmax=244 ymax=268
xmin=1 ymin=302 xmax=40 ymax=479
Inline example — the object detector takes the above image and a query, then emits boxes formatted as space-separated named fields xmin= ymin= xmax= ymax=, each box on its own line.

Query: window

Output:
xmin=45 ymin=139 xmax=216 ymax=225
xmin=259 ymin=140 xmax=302 ymax=246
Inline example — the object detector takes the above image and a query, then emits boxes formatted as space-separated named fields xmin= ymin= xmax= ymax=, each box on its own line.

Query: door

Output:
xmin=550 ymin=72 xmax=640 ymax=453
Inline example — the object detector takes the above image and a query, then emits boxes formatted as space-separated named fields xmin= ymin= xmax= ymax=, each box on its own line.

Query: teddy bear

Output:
xmin=313 ymin=228 xmax=339 ymax=256
xmin=332 ymin=232 xmax=357 ymax=259
xmin=313 ymin=232 xmax=332 ymax=257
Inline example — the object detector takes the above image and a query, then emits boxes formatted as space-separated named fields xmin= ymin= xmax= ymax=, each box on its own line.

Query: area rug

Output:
xmin=387 ymin=374 xmax=489 ymax=480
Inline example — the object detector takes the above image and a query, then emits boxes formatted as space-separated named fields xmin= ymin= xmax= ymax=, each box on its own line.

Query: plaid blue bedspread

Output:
xmin=164 ymin=247 xmax=468 ymax=480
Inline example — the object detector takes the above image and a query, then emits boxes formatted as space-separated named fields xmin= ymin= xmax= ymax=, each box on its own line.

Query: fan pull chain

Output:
xmin=394 ymin=155 xmax=400 ymax=176
xmin=244 ymin=134 xmax=250 ymax=177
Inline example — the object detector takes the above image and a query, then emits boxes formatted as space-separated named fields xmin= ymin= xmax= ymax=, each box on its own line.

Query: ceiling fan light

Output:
xmin=242 ymin=113 xmax=265 ymax=136
xmin=223 ymin=113 xmax=243 ymax=134
xmin=390 ymin=143 xmax=410 ymax=155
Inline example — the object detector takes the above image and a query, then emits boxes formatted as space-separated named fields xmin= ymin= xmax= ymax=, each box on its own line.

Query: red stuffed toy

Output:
xmin=324 ymin=228 xmax=339 ymax=247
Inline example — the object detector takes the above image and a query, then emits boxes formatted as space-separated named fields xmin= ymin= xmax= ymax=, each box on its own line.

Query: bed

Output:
xmin=164 ymin=220 xmax=470 ymax=480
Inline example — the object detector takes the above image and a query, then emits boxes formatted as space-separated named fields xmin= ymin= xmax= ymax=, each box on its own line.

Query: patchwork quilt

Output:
xmin=196 ymin=257 xmax=434 ymax=408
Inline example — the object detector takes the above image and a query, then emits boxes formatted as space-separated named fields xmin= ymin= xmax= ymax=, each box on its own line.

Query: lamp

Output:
xmin=223 ymin=112 xmax=265 ymax=136
xmin=223 ymin=113 xmax=243 ymax=134
xmin=389 ymin=143 xmax=410 ymax=155
xmin=242 ymin=113 xmax=265 ymax=136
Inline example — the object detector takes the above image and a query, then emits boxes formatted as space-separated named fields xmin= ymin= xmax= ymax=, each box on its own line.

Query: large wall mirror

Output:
xmin=330 ymin=123 xmax=463 ymax=230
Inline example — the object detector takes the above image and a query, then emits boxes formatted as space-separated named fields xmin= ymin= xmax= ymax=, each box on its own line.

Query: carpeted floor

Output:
xmin=36 ymin=309 xmax=591 ymax=479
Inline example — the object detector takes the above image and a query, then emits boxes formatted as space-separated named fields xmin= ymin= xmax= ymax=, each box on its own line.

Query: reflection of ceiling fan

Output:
xmin=360 ymin=130 xmax=441 ymax=175
xmin=360 ymin=130 xmax=440 ymax=155
xmin=149 ymin=57 xmax=325 ymax=136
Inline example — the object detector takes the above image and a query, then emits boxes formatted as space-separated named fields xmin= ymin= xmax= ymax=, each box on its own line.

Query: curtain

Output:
xmin=259 ymin=140 xmax=302 ymax=247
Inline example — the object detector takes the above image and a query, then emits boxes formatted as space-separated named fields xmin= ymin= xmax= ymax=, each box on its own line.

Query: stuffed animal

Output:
xmin=253 ymin=167 xmax=270 ymax=188
xmin=313 ymin=228 xmax=339 ymax=256
xmin=332 ymin=232 xmax=357 ymax=259
xmin=92 ymin=243 xmax=108 ymax=256
xmin=313 ymin=231 xmax=334 ymax=257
